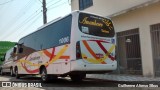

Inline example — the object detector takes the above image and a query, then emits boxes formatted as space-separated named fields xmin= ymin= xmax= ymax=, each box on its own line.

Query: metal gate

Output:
xmin=150 ymin=23 xmax=160 ymax=77
xmin=117 ymin=28 xmax=142 ymax=75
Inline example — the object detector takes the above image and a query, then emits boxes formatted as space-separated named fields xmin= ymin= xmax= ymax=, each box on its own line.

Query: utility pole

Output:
xmin=42 ymin=0 xmax=47 ymax=24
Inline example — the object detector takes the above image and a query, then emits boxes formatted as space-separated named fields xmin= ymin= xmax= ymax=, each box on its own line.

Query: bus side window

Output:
xmin=13 ymin=47 xmax=17 ymax=53
xmin=18 ymin=47 xmax=23 ymax=53
xmin=18 ymin=43 xmax=24 ymax=53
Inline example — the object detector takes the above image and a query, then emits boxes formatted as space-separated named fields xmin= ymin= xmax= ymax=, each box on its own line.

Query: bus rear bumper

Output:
xmin=70 ymin=59 xmax=117 ymax=73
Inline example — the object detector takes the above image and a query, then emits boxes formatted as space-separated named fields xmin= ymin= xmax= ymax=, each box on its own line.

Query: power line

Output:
xmin=15 ymin=14 xmax=42 ymax=41
xmin=0 ymin=9 xmax=42 ymax=40
xmin=5 ymin=0 xmax=33 ymax=24
xmin=0 ymin=0 xmax=37 ymax=38
xmin=36 ymin=0 xmax=42 ymax=4
xmin=22 ymin=14 xmax=42 ymax=34
xmin=11 ymin=0 xmax=68 ymax=41
xmin=13 ymin=10 xmax=42 ymax=32
xmin=5 ymin=0 xmax=67 ymax=40
xmin=13 ymin=0 xmax=68 ymax=41
xmin=0 ymin=0 xmax=14 ymax=5
xmin=0 ymin=0 xmax=69 ymax=41
xmin=11 ymin=11 xmax=42 ymax=33
xmin=48 ymin=1 xmax=68 ymax=10
xmin=47 ymin=0 xmax=58 ymax=4
xmin=5 ymin=11 xmax=42 ymax=40
xmin=47 ymin=0 xmax=62 ymax=8
xmin=38 ymin=0 xmax=42 ymax=3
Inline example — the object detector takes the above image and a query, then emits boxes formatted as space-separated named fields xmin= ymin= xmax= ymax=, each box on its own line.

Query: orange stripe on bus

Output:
xmin=43 ymin=50 xmax=52 ymax=57
xmin=60 ymin=56 xmax=70 ymax=59
xmin=101 ymin=61 xmax=106 ymax=64
xmin=43 ymin=49 xmax=70 ymax=59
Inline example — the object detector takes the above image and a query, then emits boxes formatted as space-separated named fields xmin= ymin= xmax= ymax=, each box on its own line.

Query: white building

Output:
xmin=71 ymin=0 xmax=160 ymax=77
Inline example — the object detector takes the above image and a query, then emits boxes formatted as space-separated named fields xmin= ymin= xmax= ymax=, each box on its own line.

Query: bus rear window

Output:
xmin=78 ymin=13 xmax=115 ymax=37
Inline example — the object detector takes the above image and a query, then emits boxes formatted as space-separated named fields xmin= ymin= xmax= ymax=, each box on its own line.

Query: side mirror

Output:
xmin=0 ymin=58 xmax=4 ymax=61
xmin=18 ymin=48 xmax=23 ymax=53
xmin=13 ymin=47 xmax=17 ymax=53
xmin=1 ymin=53 xmax=6 ymax=61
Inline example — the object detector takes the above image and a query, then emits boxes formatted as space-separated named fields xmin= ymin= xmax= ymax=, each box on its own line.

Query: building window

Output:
xmin=150 ymin=23 xmax=160 ymax=76
xmin=79 ymin=0 xmax=93 ymax=10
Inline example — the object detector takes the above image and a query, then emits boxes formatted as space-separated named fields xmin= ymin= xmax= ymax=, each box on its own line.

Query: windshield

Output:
xmin=78 ymin=13 xmax=115 ymax=37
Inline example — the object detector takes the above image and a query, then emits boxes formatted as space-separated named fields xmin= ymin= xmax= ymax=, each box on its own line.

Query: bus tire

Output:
xmin=0 ymin=68 xmax=3 ymax=75
xmin=15 ymin=68 xmax=20 ymax=79
xmin=10 ymin=68 xmax=14 ymax=77
xmin=70 ymin=74 xmax=86 ymax=82
xmin=40 ymin=67 xmax=49 ymax=82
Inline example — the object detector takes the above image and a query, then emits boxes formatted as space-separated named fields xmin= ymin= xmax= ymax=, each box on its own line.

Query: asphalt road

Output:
xmin=0 ymin=75 xmax=117 ymax=87
xmin=0 ymin=75 xmax=160 ymax=90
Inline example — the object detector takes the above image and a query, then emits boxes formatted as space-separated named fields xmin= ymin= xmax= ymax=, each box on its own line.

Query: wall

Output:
xmin=112 ymin=2 xmax=160 ymax=77
xmin=71 ymin=0 xmax=152 ymax=16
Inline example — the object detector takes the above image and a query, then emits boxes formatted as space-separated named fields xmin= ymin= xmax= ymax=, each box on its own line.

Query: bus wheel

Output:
xmin=10 ymin=68 xmax=14 ymax=77
xmin=41 ymin=67 xmax=49 ymax=82
xmin=0 ymin=68 xmax=3 ymax=75
xmin=15 ymin=68 xmax=20 ymax=79
xmin=70 ymin=74 xmax=86 ymax=82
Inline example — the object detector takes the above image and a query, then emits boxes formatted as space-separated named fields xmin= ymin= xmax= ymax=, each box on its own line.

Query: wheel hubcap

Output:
xmin=16 ymin=70 xmax=18 ymax=76
xmin=11 ymin=69 xmax=12 ymax=75
xmin=41 ymin=71 xmax=46 ymax=81
xmin=0 ymin=70 xmax=2 ymax=74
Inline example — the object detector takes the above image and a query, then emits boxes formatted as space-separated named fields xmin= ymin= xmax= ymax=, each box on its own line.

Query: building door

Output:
xmin=151 ymin=23 xmax=160 ymax=77
xmin=117 ymin=28 xmax=142 ymax=75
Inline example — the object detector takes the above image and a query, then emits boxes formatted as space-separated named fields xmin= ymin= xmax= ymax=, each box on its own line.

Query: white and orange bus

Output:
xmin=5 ymin=11 xmax=117 ymax=82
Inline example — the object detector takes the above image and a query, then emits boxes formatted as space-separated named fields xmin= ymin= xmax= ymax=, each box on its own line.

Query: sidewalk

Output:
xmin=86 ymin=74 xmax=160 ymax=81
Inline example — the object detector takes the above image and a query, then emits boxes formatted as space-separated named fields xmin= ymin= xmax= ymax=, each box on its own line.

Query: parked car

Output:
xmin=0 ymin=47 xmax=16 ymax=77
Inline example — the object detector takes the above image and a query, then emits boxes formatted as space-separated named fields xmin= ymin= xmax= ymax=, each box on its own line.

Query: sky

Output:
xmin=0 ymin=0 xmax=71 ymax=42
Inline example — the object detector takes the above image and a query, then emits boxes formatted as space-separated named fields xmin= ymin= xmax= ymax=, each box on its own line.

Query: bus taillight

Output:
xmin=76 ymin=41 xmax=82 ymax=59
xmin=76 ymin=53 xmax=81 ymax=59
